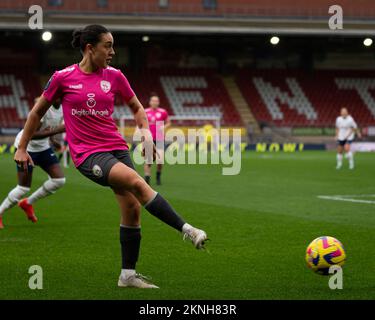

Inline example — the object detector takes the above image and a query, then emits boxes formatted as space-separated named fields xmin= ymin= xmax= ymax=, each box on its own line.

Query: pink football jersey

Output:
xmin=145 ymin=107 xmax=169 ymax=141
xmin=42 ymin=64 xmax=135 ymax=167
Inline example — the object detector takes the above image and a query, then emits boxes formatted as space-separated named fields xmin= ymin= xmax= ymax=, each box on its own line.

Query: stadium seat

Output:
xmin=0 ymin=70 xmax=37 ymax=128
xmin=236 ymin=69 xmax=375 ymax=127
xmin=119 ymin=68 xmax=242 ymax=126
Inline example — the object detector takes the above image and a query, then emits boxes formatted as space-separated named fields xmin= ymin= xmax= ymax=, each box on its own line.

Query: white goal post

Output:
xmin=118 ymin=114 xmax=222 ymax=139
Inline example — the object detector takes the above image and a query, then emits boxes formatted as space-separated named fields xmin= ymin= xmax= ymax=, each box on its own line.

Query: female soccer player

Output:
xmin=144 ymin=94 xmax=171 ymax=185
xmin=0 ymin=99 xmax=65 ymax=229
xmin=14 ymin=25 xmax=207 ymax=289
xmin=335 ymin=107 xmax=361 ymax=170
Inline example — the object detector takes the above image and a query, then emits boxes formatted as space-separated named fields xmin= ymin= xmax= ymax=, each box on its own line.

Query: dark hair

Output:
xmin=71 ymin=24 xmax=109 ymax=53
xmin=149 ymin=92 xmax=159 ymax=99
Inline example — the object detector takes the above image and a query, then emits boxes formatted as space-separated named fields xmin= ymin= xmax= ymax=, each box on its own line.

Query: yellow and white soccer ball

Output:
xmin=305 ymin=236 xmax=346 ymax=275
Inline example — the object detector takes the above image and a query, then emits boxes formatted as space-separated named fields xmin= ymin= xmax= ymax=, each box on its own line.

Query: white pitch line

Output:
xmin=318 ymin=195 xmax=375 ymax=204
xmin=321 ymin=194 xmax=375 ymax=198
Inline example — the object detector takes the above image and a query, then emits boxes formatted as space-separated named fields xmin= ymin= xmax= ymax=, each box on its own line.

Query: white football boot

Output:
xmin=183 ymin=225 xmax=208 ymax=249
xmin=118 ymin=273 xmax=159 ymax=289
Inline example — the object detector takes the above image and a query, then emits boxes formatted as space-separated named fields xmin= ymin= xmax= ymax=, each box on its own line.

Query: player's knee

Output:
xmin=132 ymin=178 xmax=147 ymax=195
xmin=53 ymin=177 xmax=66 ymax=188
xmin=8 ymin=185 xmax=30 ymax=202
xmin=131 ymin=177 xmax=153 ymax=203
xmin=18 ymin=185 xmax=31 ymax=194
xmin=46 ymin=177 xmax=66 ymax=192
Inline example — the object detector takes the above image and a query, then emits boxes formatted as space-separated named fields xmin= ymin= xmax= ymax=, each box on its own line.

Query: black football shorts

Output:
xmin=77 ymin=149 xmax=136 ymax=187
xmin=16 ymin=147 xmax=59 ymax=174
xmin=337 ymin=139 xmax=353 ymax=147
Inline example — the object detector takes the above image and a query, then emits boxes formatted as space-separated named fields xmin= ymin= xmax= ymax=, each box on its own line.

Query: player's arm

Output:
xmin=32 ymin=124 xmax=65 ymax=140
xmin=352 ymin=119 xmax=362 ymax=139
xmin=355 ymin=127 xmax=362 ymax=139
xmin=335 ymin=127 xmax=339 ymax=140
xmin=117 ymin=72 xmax=156 ymax=159
xmin=14 ymin=96 xmax=52 ymax=169
xmin=164 ymin=117 xmax=171 ymax=130
xmin=127 ymin=96 xmax=156 ymax=160
xmin=334 ymin=117 xmax=339 ymax=140
xmin=344 ymin=128 xmax=355 ymax=140
xmin=349 ymin=127 xmax=362 ymax=139
xmin=128 ymin=96 xmax=150 ymax=132
xmin=344 ymin=119 xmax=361 ymax=140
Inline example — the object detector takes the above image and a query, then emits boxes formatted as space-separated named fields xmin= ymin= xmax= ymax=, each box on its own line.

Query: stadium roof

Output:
xmin=1 ymin=0 xmax=375 ymax=35
xmin=1 ymin=12 xmax=375 ymax=36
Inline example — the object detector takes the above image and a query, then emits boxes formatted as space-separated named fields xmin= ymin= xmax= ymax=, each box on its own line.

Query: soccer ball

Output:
xmin=305 ymin=236 xmax=346 ymax=275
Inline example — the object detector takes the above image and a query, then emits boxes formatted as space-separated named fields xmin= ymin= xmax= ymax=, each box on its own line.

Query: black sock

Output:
xmin=145 ymin=193 xmax=185 ymax=231
xmin=120 ymin=226 xmax=141 ymax=269
xmin=145 ymin=176 xmax=151 ymax=185
xmin=156 ymin=171 xmax=161 ymax=182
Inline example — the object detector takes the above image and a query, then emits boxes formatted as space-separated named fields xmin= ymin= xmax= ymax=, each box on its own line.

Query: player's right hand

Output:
xmin=14 ymin=149 xmax=34 ymax=171
xmin=141 ymin=138 xmax=157 ymax=162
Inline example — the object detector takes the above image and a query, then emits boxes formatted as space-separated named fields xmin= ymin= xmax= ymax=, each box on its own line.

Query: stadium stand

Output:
xmin=128 ymin=69 xmax=241 ymax=126
xmin=0 ymin=69 xmax=40 ymax=128
xmin=2 ymin=67 xmax=375 ymax=130
xmin=0 ymin=68 xmax=241 ymax=128
xmin=236 ymin=69 xmax=375 ymax=127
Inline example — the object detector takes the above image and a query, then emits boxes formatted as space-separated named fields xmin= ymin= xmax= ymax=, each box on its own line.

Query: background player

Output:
xmin=57 ymin=130 xmax=71 ymax=168
xmin=13 ymin=25 xmax=207 ymax=289
xmin=144 ymin=94 xmax=171 ymax=185
xmin=0 ymin=99 xmax=66 ymax=229
xmin=335 ymin=107 xmax=362 ymax=170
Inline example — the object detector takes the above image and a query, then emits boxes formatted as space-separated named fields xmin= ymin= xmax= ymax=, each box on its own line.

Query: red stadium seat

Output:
xmin=117 ymin=68 xmax=242 ymax=126
xmin=235 ymin=69 xmax=375 ymax=127
xmin=0 ymin=69 xmax=40 ymax=128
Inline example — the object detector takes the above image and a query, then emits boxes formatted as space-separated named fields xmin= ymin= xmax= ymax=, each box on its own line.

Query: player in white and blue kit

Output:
xmin=335 ymin=108 xmax=361 ymax=170
xmin=0 ymin=98 xmax=66 ymax=229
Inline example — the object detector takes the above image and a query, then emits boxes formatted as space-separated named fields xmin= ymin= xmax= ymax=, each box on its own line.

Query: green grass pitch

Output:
xmin=0 ymin=151 xmax=374 ymax=300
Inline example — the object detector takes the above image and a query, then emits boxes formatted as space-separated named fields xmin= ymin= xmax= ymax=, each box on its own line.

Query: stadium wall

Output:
xmin=2 ymin=0 xmax=375 ymax=18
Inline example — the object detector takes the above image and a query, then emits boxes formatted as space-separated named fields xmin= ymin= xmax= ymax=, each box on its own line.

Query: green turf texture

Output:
xmin=0 ymin=151 xmax=374 ymax=300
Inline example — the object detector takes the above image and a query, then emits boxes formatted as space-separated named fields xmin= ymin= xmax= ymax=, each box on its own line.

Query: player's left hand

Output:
xmin=14 ymin=148 xmax=34 ymax=171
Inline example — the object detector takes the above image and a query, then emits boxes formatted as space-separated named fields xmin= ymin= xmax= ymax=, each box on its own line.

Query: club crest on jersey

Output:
xmin=86 ymin=93 xmax=96 ymax=108
xmin=100 ymin=80 xmax=111 ymax=93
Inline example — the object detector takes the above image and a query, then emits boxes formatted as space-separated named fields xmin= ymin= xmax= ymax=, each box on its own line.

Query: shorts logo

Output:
xmin=86 ymin=93 xmax=96 ymax=108
xmin=100 ymin=80 xmax=111 ymax=93
xmin=92 ymin=164 xmax=103 ymax=178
